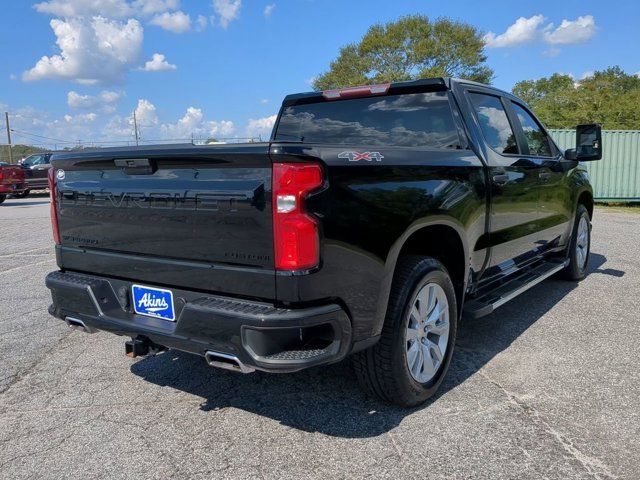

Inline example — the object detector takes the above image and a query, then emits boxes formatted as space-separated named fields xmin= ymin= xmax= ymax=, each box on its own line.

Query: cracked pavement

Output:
xmin=1 ymin=196 xmax=638 ymax=479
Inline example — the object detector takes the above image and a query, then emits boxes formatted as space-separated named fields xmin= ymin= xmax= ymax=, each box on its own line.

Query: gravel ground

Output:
xmin=0 ymin=196 xmax=638 ymax=479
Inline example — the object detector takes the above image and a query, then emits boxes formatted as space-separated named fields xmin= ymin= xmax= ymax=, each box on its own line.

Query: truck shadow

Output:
xmin=130 ymin=252 xmax=618 ymax=438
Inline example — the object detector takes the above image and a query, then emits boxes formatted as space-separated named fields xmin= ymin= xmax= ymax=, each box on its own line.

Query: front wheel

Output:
xmin=14 ymin=190 xmax=30 ymax=198
xmin=352 ymin=256 xmax=458 ymax=407
xmin=0 ymin=194 xmax=6 ymax=205
xmin=561 ymin=204 xmax=591 ymax=281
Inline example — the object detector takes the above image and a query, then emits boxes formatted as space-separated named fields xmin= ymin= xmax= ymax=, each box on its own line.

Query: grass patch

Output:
xmin=595 ymin=203 xmax=640 ymax=214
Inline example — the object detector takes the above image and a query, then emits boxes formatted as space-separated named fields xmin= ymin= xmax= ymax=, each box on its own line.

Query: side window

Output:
xmin=469 ymin=93 xmax=519 ymax=155
xmin=511 ymin=103 xmax=553 ymax=157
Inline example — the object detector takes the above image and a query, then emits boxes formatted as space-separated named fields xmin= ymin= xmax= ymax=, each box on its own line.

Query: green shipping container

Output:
xmin=549 ymin=129 xmax=640 ymax=203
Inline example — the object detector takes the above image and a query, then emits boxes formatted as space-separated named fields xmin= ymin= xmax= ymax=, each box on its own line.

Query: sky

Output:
xmin=0 ymin=0 xmax=639 ymax=149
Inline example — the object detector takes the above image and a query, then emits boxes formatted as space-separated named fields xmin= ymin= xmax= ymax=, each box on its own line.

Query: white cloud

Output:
xmin=33 ymin=0 xmax=180 ymax=18
xmin=67 ymin=90 xmax=123 ymax=108
xmin=133 ymin=0 xmax=180 ymax=16
xmin=9 ymin=74 xmax=17 ymax=80
xmin=102 ymin=99 xmax=157 ymax=141
xmin=543 ymin=15 xmax=596 ymax=45
xmin=6 ymin=97 xmax=240 ymax=147
xmin=141 ymin=53 xmax=177 ymax=71
xmin=103 ymin=114 xmax=134 ymax=138
xmin=4 ymin=104 xmax=101 ymax=146
xmin=635 ymin=72 xmax=640 ymax=79
xmin=10 ymin=106 xmax=51 ymax=131
xmin=213 ymin=0 xmax=241 ymax=28
xmin=150 ymin=10 xmax=191 ymax=33
xmin=484 ymin=14 xmax=596 ymax=50
xmin=23 ymin=16 xmax=143 ymax=84
xmin=34 ymin=0 xmax=134 ymax=18
xmin=260 ymin=99 xmax=269 ymax=105
xmin=160 ymin=106 xmax=235 ymax=139
xmin=543 ymin=47 xmax=561 ymax=58
xmin=107 ymin=100 xmax=235 ymax=141
xmin=245 ymin=114 xmax=276 ymax=139
xmin=196 ymin=14 xmax=208 ymax=31
xmin=264 ymin=3 xmax=275 ymax=19
xmin=484 ymin=15 xmax=545 ymax=48
xmin=64 ymin=112 xmax=98 ymax=124
xmin=134 ymin=99 xmax=159 ymax=126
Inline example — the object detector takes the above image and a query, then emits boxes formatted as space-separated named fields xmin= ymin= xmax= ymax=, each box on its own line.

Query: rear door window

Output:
xmin=274 ymin=91 xmax=461 ymax=148
xmin=469 ymin=93 xmax=519 ymax=155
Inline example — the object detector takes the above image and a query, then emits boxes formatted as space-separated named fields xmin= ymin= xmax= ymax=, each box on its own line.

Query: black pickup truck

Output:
xmin=45 ymin=78 xmax=602 ymax=406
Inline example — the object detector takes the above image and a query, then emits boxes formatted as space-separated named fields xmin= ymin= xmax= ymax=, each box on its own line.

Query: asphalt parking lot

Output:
xmin=0 ymin=196 xmax=638 ymax=479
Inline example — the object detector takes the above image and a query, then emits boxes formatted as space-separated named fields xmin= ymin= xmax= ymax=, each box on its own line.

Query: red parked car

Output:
xmin=0 ymin=162 xmax=28 ymax=204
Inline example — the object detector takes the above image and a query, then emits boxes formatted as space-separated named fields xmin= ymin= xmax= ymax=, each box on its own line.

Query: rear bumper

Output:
xmin=25 ymin=179 xmax=48 ymax=190
xmin=0 ymin=182 xmax=27 ymax=194
xmin=45 ymin=271 xmax=352 ymax=373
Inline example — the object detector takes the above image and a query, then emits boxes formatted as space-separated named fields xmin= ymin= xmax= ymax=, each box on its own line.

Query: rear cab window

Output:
xmin=273 ymin=91 xmax=461 ymax=149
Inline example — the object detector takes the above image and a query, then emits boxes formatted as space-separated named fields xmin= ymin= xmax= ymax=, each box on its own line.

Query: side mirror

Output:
xmin=565 ymin=124 xmax=602 ymax=161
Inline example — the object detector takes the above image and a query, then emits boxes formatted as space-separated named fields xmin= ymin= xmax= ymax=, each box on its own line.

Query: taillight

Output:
xmin=322 ymin=83 xmax=390 ymax=100
xmin=272 ymin=163 xmax=323 ymax=270
xmin=48 ymin=167 xmax=60 ymax=245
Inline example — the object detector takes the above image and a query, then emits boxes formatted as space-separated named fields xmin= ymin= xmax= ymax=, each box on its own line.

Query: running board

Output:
xmin=463 ymin=260 xmax=568 ymax=319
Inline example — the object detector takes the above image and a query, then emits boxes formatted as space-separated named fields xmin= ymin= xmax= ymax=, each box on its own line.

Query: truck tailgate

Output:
xmin=52 ymin=144 xmax=275 ymax=299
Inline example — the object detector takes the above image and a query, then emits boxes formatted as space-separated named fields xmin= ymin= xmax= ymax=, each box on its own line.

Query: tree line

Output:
xmin=313 ymin=15 xmax=640 ymax=130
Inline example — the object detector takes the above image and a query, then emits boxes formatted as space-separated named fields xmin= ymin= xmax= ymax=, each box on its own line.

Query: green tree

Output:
xmin=513 ymin=67 xmax=640 ymax=130
xmin=0 ymin=144 xmax=46 ymax=164
xmin=313 ymin=15 xmax=493 ymax=90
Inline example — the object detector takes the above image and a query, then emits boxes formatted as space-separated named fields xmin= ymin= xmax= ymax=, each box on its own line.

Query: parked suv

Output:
xmin=44 ymin=78 xmax=602 ymax=406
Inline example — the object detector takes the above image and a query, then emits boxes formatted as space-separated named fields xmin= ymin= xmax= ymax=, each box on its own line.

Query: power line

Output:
xmin=10 ymin=128 xmax=72 ymax=144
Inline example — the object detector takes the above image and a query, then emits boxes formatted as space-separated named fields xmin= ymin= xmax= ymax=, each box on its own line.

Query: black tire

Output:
xmin=352 ymin=256 xmax=458 ymax=407
xmin=15 ymin=190 xmax=30 ymax=198
xmin=561 ymin=204 xmax=591 ymax=281
xmin=0 ymin=194 xmax=6 ymax=205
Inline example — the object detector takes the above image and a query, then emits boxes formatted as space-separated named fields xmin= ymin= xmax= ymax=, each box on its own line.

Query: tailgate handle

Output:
xmin=114 ymin=158 xmax=155 ymax=175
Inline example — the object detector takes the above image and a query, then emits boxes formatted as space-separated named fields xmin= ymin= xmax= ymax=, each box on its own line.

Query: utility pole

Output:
xmin=133 ymin=109 xmax=139 ymax=146
xmin=4 ymin=112 xmax=13 ymax=163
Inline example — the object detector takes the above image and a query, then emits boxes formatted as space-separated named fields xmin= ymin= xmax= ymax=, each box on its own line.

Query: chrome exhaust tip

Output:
xmin=204 ymin=350 xmax=255 ymax=374
xmin=65 ymin=317 xmax=97 ymax=334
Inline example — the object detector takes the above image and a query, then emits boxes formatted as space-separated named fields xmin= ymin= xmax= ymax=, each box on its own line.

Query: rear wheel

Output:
xmin=561 ymin=204 xmax=591 ymax=281
xmin=352 ymin=256 xmax=457 ymax=407
xmin=15 ymin=190 xmax=30 ymax=198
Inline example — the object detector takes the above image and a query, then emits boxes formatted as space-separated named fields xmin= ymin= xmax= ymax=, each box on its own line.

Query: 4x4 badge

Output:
xmin=338 ymin=151 xmax=384 ymax=162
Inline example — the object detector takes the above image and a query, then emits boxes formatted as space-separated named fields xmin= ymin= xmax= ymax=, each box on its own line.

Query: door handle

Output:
xmin=492 ymin=173 xmax=509 ymax=186
xmin=538 ymin=172 xmax=552 ymax=181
